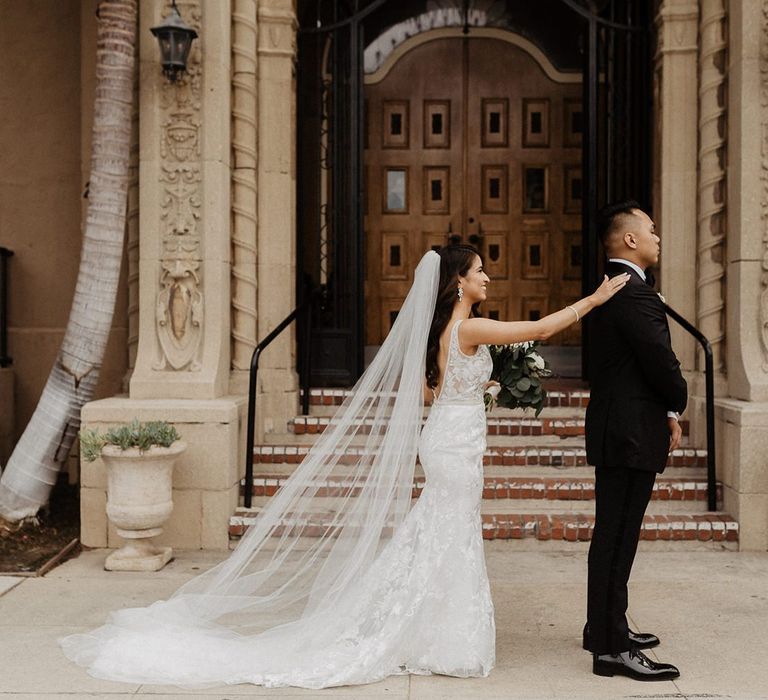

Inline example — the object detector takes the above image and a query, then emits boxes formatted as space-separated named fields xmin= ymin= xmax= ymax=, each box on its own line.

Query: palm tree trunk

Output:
xmin=0 ymin=0 xmax=137 ymax=521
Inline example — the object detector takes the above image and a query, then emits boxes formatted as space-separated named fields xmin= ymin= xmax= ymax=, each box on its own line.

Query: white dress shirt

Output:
xmin=607 ymin=259 xmax=680 ymax=423
xmin=607 ymin=258 xmax=646 ymax=280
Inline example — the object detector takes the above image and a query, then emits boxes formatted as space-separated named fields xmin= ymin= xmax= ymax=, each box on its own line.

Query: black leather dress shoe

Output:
xmin=627 ymin=630 xmax=660 ymax=649
xmin=582 ymin=624 xmax=660 ymax=651
xmin=593 ymin=648 xmax=680 ymax=681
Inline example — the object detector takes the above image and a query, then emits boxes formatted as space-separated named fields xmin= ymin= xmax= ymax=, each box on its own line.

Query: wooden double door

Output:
xmin=364 ymin=37 xmax=584 ymax=346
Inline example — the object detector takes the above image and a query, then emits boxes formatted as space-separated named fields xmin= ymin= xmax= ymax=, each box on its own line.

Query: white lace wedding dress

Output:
xmin=61 ymin=318 xmax=495 ymax=689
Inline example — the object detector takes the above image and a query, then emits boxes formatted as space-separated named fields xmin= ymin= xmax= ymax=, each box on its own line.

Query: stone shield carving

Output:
xmin=155 ymin=234 xmax=203 ymax=370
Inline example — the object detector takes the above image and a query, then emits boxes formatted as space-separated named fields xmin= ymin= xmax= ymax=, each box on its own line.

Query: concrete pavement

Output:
xmin=1 ymin=544 xmax=767 ymax=699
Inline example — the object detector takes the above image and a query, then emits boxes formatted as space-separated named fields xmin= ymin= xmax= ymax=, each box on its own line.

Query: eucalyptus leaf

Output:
xmin=516 ymin=377 xmax=531 ymax=391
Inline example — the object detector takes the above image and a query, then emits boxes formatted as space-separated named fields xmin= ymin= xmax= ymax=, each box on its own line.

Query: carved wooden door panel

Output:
xmin=364 ymin=37 xmax=583 ymax=346
xmin=364 ymin=39 xmax=464 ymax=345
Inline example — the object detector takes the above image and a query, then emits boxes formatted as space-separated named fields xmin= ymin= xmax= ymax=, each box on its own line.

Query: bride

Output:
xmin=60 ymin=245 xmax=628 ymax=689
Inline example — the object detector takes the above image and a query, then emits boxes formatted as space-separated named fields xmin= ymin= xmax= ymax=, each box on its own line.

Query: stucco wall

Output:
xmin=0 ymin=0 xmax=128 ymax=456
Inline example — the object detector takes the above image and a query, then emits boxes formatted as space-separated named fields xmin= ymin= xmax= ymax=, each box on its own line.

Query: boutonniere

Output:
xmin=657 ymin=292 xmax=666 ymax=304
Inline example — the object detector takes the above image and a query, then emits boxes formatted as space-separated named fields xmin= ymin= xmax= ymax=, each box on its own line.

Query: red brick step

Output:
xmin=480 ymin=513 xmax=738 ymax=543
xmin=252 ymin=444 xmax=706 ymax=470
xmin=302 ymin=386 xmax=591 ymax=409
xmin=228 ymin=509 xmax=738 ymax=544
xmin=288 ymin=415 xmax=690 ymax=438
xmin=243 ymin=473 xmax=720 ymax=503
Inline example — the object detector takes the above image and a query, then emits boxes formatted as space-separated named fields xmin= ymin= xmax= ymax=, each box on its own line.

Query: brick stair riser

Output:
xmin=252 ymin=447 xmax=706 ymax=470
xmin=480 ymin=514 xmax=738 ymax=543
xmin=288 ymin=417 xmax=690 ymax=439
xmin=303 ymin=389 xmax=591 ymax=409
xmin=244 ymin=477 xmax=721 ymax=504
xmin=307 ymin=405 xmax=587 ymax=420
xmin=261 ymin=433 xmax=699 ymax=449
xmin=241 ymin=497 xmax=719 ymax=517
xmin=228 ymin=512 xmax=738 ymax=544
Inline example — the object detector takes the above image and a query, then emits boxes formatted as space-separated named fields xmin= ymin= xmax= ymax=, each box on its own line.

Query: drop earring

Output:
xmin=457 ymin=286 xmax=464 ymax=302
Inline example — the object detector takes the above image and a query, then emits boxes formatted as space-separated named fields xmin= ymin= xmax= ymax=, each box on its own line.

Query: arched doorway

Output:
xmin=296 ymin=1 xmax=653 ymax=386
xmin=363 ymin=30 xmax=583 ymax=370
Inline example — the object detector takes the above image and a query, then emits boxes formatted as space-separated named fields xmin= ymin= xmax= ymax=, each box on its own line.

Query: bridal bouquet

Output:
xmin=484 ymin=341 xmax=552 ymax=416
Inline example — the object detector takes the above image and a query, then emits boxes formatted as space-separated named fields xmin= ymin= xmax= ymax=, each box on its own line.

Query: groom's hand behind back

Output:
xmin=668 ymin=417 xmax=682 ymax=453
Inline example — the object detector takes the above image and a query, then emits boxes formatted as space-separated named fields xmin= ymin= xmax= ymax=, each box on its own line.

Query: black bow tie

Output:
xmin=644 ymin=270 xmax=656 ymax=289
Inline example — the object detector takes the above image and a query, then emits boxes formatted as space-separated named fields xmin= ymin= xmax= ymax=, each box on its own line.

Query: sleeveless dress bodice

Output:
xmin=433 ymin=319 xmax=493 ymax=406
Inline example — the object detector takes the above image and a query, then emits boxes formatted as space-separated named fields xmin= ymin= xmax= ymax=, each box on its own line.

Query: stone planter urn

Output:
xmin=102 ymin=440 xmax=186 ymax=571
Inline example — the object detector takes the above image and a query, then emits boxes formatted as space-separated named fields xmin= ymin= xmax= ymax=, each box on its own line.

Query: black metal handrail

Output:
xmin=664 ymin=304 xmax=717 ymax=511
xmin=243 ymin=286 xmax=322 ymax=509
xmin=0 ymin=247 xmax=13 ymax=368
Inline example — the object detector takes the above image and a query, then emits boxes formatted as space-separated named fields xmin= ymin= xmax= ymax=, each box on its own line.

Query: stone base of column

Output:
xmin=80 ymin=396 xmax=246 ymax=550
xmin=715 ymin=398 xmax=768 ymax=551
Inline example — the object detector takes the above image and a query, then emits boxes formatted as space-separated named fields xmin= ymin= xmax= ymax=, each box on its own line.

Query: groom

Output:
xmin=583 ymin=201 xmax=687 ymax=681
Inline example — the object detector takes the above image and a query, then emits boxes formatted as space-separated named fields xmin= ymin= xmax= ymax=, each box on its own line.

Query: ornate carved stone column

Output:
xmin=80 ymin=0 xmax=245 ymax=551
xmin=697 ymin=0 xmax=727 ymax=374
xmin=726 ymin=0 xmax=768 ymax=400
xmin=230 ymin=0 xmax=258 ymax=379
xmin=126 ymin=43 xmax=140 ymax=381
xmin=685 ymin=0 xmax=729 ymax=450
xmin=713 ymin=0 xmax=768 ymax=552
xmin=252 ymin=0 xmax=299 ymax=439
xmin=654 ymin=0 xmax=700 ymax=372
xmin=130 ymin=0 xmax=231 ymax=399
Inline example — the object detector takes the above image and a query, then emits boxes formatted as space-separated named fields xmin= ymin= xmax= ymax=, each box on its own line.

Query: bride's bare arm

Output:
xmin=461 ymin=272 xmax=630 ymax=347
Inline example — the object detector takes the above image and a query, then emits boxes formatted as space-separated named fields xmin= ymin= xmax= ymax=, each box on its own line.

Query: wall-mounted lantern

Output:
xmin=150 ymin=1 xmax=198 ymax=82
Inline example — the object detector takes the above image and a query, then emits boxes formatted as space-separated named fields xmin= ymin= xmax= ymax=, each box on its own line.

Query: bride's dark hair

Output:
xmin=425 ymin=244 xmax=484 ymax=391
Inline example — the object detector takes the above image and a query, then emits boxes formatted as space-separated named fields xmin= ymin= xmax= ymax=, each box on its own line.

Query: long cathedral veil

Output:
xmin=60 ymin=250 xmax=442 ymax=686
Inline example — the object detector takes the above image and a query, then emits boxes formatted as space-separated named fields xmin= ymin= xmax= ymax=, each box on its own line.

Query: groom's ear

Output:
xmin=623 ymin=231 xmax=638 ymax=250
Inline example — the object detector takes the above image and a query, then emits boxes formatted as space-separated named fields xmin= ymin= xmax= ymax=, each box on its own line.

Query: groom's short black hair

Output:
xmin=598 ymin=199 xmax=643 ymax=249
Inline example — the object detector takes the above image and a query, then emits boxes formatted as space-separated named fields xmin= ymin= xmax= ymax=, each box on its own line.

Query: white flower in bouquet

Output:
xmin=485 ymin=381 xmax=501 ymax=399
xmin=483 ymin=381 xmax=502 ymax=412
xmin=530 ymin=352 xmax=546 ymax=371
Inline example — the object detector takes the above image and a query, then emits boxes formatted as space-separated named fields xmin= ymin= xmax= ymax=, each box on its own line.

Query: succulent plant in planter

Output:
xmin=80 ymin=420 xmax=186 ymax=572
xmin=80 ymin=420 xmax=181 ymax=462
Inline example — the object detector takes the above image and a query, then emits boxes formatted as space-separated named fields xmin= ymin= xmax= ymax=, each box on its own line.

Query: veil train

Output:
xmin=60 ymin=250 xmax=442 ymax=688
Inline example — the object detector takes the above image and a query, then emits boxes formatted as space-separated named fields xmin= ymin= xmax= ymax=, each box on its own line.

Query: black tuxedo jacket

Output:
xmin=585 ymin=261 xmax=688 ymax=473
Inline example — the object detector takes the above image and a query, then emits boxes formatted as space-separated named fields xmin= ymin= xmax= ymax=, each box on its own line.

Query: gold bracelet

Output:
xmin=566 ymin=305 xmax=580 ymax=322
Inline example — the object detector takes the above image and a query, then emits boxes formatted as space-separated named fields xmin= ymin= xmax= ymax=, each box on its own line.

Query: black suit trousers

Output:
xmin=586 ymin=466 xmax=656 ymax=654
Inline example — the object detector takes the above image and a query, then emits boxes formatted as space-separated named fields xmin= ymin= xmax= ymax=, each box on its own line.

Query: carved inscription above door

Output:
xmin=364 ymin=37 xmax=583 ymax=346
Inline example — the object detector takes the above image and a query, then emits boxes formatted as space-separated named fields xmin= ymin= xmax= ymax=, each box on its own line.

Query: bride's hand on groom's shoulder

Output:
xmin=591 ymin=273 xmax=631 ymax=306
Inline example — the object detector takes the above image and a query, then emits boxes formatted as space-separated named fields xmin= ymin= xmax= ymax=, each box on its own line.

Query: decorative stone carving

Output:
xmin=162 ymin=114 xmax=200 ymax=161
xmin=231 ymin=0 xmax=258 ymax=371
xmin=656 ymin=1 xmax=699 ymax=56
xmin=159 ymin=161 xmax=202 ymax=236
xmin=155 ymin=0 xmax=204 ymax=372
xmin=258 ymin=4 xmax=297 ymax=59
xmin=126 ymin=43 xmax=140 ymax=376
xmin=697 ymin=0 xmax=727 ymax=372
xmin=155 ymin=234 xmax=203 ymax=370
xmin=761 ymin=1 xmax=768 ymax=370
